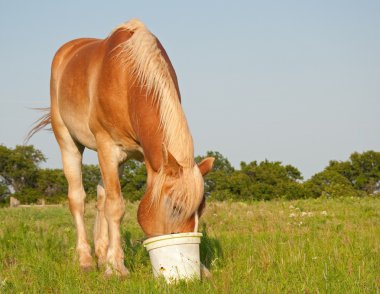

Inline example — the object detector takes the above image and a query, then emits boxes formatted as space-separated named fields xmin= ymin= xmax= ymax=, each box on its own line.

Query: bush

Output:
xmin=1 ymin=144 xmax=379 ymax=204
xmin=304 ymin=170 xmax=363 ymax=198
xmin=120 ymin=160 xmax=147 ymax=202
xmin=0 ymin=194 xmax=10 ymax=207
xmin=280 ymin=182 xmax=308 ymax=200
xmin=12 ymin=188 xmax=43 ymax=204
xmin=208 ymin=190 xmax=236 ymax=201
xmin=36 ymin=169 xmax=67 ymax=197
xmin=327 ymin=151 xmax=380 ymax=195
xmin=82 ymin=164 xmax=101 ymax=197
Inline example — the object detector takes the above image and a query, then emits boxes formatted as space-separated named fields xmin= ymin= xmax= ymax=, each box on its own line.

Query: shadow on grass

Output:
xmin=123 ymin=231 xmax=150 ymax=272
xmin=199 ymin=223 xmax=224 ymax=269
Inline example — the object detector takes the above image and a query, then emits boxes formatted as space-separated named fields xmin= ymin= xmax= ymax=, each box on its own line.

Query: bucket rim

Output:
xmin=143 ymin=232 xmax=202 ymax=247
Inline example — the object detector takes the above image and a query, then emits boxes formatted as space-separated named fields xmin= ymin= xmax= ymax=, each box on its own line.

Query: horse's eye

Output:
xmin=171 ymin=205 xmax=183 ymax=217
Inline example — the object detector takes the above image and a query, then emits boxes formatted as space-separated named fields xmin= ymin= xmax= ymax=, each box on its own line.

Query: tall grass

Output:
xmin=0 ymin=197 xmax=379 ymax=293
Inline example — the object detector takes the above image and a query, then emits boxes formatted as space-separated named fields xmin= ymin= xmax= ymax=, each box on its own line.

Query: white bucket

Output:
xmin=143 ymin=232 xmax=202 ymax=283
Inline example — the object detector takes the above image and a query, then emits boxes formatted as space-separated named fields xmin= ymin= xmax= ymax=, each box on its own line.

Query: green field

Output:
xmin=0 ymin=197 xmax=379 ymax=293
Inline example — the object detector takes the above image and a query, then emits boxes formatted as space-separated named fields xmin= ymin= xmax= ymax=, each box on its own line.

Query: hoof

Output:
xmin=96 ymin=256 xmax=107 ymax=269
xmin=201 ymin=263 xmax=212 ymax=279
xmin=78 ymin=253 xmax=94 ymax=272
xmin=80 ymin=264 xmax=95 ymax=272
xmin=104 ymin=264 xmax=130 ymax=278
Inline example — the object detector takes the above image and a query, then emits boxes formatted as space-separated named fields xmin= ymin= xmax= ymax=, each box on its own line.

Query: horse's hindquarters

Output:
xmin=51 ymin=38 xmax=101 ymax=150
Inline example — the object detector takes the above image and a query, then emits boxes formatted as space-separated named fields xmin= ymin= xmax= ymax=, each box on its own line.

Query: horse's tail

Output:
xmin=24 ymin=107 xmax=51 ymax=144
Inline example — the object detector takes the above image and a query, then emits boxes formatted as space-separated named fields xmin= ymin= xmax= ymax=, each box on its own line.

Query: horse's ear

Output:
xmin=198 ymin=157 xmax=214 ymax=176
xmin=162 ymin=144 xmax=181 ymax=175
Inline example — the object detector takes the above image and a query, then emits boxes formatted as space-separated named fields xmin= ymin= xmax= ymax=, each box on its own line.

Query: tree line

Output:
xmin=0 ymin=144 xmax=379 ymax=205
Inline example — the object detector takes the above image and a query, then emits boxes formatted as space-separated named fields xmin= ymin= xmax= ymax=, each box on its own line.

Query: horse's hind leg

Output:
xmin=94 ymin=179 xmax=109 ymax=268
xmin=56 ymin=133 xmax=93 ymax=270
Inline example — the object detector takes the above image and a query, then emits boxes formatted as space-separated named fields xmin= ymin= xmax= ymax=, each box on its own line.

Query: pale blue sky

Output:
xmin=0 ymin=1 xmax=379 ymax=179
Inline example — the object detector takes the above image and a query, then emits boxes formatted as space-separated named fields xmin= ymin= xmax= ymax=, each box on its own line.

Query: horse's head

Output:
xmin=138 ymin=151 xmax=214 ymax=237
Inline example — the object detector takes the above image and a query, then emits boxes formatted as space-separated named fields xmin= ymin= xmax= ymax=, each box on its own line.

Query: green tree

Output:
xmin=0 ymin=180 xmax=10 ymax=203
xmin=196 ymin=151 xmax=234 ymax=174
xmin=326 ymin=160 xmax=354 ymax=181
xmin=327 ymin=151 xmax=380 ymax=194
xmin=200 ymin=156 xmax=305 ymax=201
xmin=36 ymin=168 xmax=67 ymax=198
xmin=0 ymin=145 xmax=45 ymax=193
xmin=120 ymin=160 xmax=147 ymax=201
xmin=82 ymin=164 xmax=101 ymax=197
xmin=348 ymin=151 xmax=380 ymax=194
xmin=196 ymin=151 xmax=234 ymax=198
xmin=241 ymin=160 xmax=303 ymax=183
xmin=0 ymin=182 xmax=8 ymax=196
xmin=304 ymin=170 xmax=361 ymax=198
xmin=240 ymin=160 xmax=305 ymax=200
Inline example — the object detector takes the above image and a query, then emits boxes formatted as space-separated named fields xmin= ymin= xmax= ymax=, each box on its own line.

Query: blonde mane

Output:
xmin=113 ymin=19 xmax=194 ymax=167
xmin=111 ymin=19 xmax=203 ymax=220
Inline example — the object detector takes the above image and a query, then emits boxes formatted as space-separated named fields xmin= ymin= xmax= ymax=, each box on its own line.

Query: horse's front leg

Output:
xmin=97 ymin=141 xmax=129 ymax=277
xmin=94 ymin=164 xmax=125 ymax=269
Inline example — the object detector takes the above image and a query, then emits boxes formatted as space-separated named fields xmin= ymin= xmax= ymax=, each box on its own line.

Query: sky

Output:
xmin=0 ymin=1 xmax=379 ymax=179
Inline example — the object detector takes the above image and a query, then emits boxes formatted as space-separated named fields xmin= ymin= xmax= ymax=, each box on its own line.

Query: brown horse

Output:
xmin=27 ymin=19 xmax=214 ymax=277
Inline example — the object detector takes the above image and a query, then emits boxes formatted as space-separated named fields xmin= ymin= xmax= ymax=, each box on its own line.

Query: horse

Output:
xmin=27 ymin=19 xmax=214 ymax=277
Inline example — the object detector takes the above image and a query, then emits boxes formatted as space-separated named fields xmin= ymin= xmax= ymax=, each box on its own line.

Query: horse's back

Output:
xmin=50 ymin=31 xmax=137 ymax=151
xmin=52 ymin=38 xmax=98 ymax=71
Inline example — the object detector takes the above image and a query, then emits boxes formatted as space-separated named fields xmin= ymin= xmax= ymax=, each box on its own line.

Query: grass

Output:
xmin=0 ymin=197 xmax=379 ymax=293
